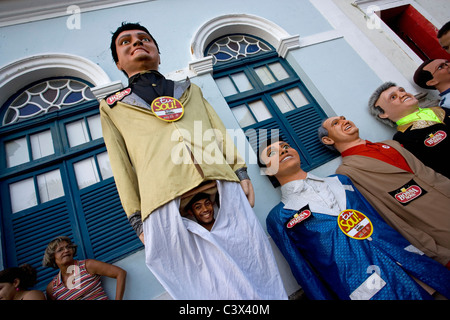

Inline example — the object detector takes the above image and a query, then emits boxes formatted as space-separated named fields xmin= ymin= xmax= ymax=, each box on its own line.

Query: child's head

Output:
xmin=185 ymin=193 xmax=215 ymax=230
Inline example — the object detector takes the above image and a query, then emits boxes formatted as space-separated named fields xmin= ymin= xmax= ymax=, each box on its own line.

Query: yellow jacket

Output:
xmin=100 ymin=82 xmax=245 ymax=222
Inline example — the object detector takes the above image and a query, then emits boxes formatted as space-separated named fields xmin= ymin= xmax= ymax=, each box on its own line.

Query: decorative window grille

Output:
xmin=206 ymin=35 xmax=271 ymax=65
xmin=3 ymin=79 xmax=96 ymax=125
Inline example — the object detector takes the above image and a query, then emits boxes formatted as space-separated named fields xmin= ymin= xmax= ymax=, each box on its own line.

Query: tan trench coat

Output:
xmin=336 ymin=140 xmax=450 ymax=265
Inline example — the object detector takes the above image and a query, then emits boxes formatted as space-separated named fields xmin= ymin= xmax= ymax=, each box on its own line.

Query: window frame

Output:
xmin=1 ymin=77 xmax=96 ymax=127
xmin=0 ymin=94 xmax=142 ymax=290
xmin=209 ymin=43 xmax=337 ymax=176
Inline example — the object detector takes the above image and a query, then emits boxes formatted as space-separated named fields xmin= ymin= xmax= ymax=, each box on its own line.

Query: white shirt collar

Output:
xmin=280 ymin=173 xmax=346 ymax=216
xmin=280 ymin=173 xmax=325 ymax=200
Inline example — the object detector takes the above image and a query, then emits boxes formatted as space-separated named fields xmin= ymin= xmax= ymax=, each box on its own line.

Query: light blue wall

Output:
xmin=0 ymin=0 xmax=333 ymax=82
xmin=288 ymin=38 xmax=395 ymax=142
xmin=0 ymin=0 xmax=398 ymax=299
xmin=102 ymin=250 xmax=165 ymax=300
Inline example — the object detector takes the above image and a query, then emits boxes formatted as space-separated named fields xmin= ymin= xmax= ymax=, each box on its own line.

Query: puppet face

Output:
xmin=375 ymin=86 xmax=419 ymax=122
xmin=261 ymin=141 xmax=301 ymax=176
xmin=423 ymin=59 xmax=450 ymax=90
xmin=115 ymin=29 xmax=160 ymax=76
xmin=321 ymin=116 xmax=359 ymax=147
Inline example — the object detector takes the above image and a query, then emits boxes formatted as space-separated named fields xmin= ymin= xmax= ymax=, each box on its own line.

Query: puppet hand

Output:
xmin=240 ymin=179 xmax=255 ymax=207
xmin=138 ymin=232 xmax=145 ymax=245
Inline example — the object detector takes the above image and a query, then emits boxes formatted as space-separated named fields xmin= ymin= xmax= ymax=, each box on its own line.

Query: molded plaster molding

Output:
xmin=0 ymin=53 xmax=116 ymax=105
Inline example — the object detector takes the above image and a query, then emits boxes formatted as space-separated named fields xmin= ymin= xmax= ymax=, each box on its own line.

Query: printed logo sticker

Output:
xmin=106 ymin=88 xmax=132 ymax=106
xmin=424 ymin=130 xmax=447 ymax=147
xmin=338 ymin=209 xmax=373 ymax=240
xmin=388 ymin=179 xmax=427 ymax=206
xmin=151 ymin=96 xmax=184 ymax=122
xmin=286 ymin=206 xmax=312 ymax=229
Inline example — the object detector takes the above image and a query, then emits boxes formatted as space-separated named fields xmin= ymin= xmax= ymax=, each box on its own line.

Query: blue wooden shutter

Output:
xmin=283 ymin=105 xmax=336 ymax=169
xmin=79 ymin=180 xmax=142 ymax=262
xmin=3 ymin=195 xmax=80 ymax=289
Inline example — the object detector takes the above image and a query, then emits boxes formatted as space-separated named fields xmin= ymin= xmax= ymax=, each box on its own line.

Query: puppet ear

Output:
xmin=426 ymin=78 xmax=438 ymax=87
xmin=116 ymin=60 xmax=124 ymax=71
xmin=378 ymin=112 xmax=389 ymax=119
xmin=321 ymin=136 xmax=335 ymax=147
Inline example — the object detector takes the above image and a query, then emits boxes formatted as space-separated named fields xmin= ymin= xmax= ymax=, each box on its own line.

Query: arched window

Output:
xmin=206 ymin=35 xmax=272 ymax=65
xmin=0 ymin=77 xmax=142 ymax=289
xmin=206 ymin=35 xmax=336 ymax=183
xmin=3 ymin=78 xmax=96 ymax=126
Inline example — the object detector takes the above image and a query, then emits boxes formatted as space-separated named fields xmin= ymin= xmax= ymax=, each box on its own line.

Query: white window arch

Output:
xmin=189 ymin=14 xmax=300 ymax=75
xmin=0 ymin=53 xmax=121 ymax=107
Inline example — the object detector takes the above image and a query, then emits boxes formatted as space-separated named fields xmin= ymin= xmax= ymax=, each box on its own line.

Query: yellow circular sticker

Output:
xmin=151 ymin=96 xmax=184 ymax=122
xmin=337 ymin=209 xmax=373 ymax=240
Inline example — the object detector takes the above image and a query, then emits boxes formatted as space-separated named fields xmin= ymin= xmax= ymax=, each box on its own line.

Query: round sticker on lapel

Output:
xmin=337 ymin=209 xmax=373 ymax=240
xmin=151 ymin=96 xmax=184 ymax=122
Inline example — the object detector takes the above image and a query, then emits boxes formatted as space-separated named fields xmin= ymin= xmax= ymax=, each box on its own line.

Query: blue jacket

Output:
xmin=267 ymin=174 xmax=450 ymax=300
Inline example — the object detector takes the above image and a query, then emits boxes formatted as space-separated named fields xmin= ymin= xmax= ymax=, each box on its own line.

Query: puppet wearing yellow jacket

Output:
xmin=99 ymin=71 xmax=287 ymax=299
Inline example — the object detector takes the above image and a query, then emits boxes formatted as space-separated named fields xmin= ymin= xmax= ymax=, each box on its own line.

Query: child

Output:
xmin=185 ymin=192 xmax=216 ymax=231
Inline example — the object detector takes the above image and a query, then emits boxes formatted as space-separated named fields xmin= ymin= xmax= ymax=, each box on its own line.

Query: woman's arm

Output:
xmin=23 ymin=289 xmax=46 ymax=300
xmin=85 ymin=259 xmax=127 ymax=300
xmin=45 ymin=281 xmax=55 ymax=300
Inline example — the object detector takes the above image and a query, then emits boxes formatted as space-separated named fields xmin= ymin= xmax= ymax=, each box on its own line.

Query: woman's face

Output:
xmin=0 ymin=280 xmax=18 ymax=300
xmin=54 ymin=241 xmax=75 ymax=267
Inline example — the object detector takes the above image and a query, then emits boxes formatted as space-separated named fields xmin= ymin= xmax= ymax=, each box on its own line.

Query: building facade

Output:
xmin=0 ymin=0 xmax=448 ymax=299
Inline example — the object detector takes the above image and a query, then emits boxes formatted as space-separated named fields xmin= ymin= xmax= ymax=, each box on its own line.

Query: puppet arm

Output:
xmin=100 ymin=103 xmax=143 ymax=239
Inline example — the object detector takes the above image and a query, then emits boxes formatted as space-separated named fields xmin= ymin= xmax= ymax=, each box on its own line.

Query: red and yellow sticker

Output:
xmin=424 ymin=130 xmax=447 ymax=147
xmin=337 ymin=209 xmax=373 ymax=240
xmin=106 ymin=88 xmax=132 ymax=106
xmin=286 ymin=209 xmax=311 ymax=228
xmin=151 ymin=96 xmax=184 ymax=122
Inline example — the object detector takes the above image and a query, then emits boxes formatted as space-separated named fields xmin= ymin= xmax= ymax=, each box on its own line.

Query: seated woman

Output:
xmin=43 ymin=236 xmax=127 ymax=300
xmin=0 ymin=264 xmax=46 ymax=300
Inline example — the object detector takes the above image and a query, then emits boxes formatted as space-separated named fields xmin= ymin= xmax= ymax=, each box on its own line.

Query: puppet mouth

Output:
xmin=344 ymin=124 xmax=352 ymax=131
xmin=131 ymin=48 xmax=149 ymax=55
xmin=280 ymin=155 xmax=293 ymax=163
